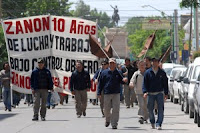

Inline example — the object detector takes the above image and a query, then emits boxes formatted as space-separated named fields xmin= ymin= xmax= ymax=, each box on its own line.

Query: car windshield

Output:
xmin=164 ymin=68 xmax=172 ymax=76
xmin=192 ymin=65 xmax=200 ymax=80
xmin=174 ymin=70 xmax=181 ymax=79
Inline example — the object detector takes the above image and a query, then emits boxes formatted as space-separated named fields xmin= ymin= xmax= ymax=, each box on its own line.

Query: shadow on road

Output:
xmin=0 ymin=113 xmax=18 ymax=121
xmin=119 ymin=126 xmax=147 ymax=131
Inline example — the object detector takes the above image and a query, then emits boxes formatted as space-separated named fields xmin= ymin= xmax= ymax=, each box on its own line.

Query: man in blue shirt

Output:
xmin=70 ymin=60 xmax=91 ymax=118
xmin=31 ymin=58 xmax=53 ymax=121
xmin=98 ymin=58 xmax=127 ymax=129
xmin=143 ymin=58 xmax=168 ymax=130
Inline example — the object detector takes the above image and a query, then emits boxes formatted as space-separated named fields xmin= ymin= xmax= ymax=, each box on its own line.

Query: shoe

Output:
xmin=47 ymin=106 xmax=50 ymax=109
xmin=5 ymin=107 xmax=7 ymax=111
xmin=112 ymin=125 xmax=117 ymax=129
xmin=32 ymin=117 xmax=38 ymax=121
xmin=105 ymin=122 xmax=110 ymax=127
xmin=41 ymin=117 xmax=46 ymax=121
xmin=138 ymin=117 xmax=144 ymax=124
xmin=151 ymin=124 xmax=155 ymax=129
xmin=52 ymin=105 xmax=55 ymax=109
xmin=8 ymin=109 xmax=12 ymax=112
xmin=144 ymin=120 xmax=148 ymax=123
xmin=131 ymin=103 xmax=134 ymax=107
xmin=77 ymin=115 xmax=81 ymax=118
xmin=156 ymin=125 xmax=162 ymax=130
xmin=126 ymin=106 xmax=130 ymax=109
xmin=83 ymin=111 xmax=86 ymax=116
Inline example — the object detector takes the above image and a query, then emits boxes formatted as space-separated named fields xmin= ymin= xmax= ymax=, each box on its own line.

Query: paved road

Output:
xmin=0 ymin=98 xmax=200 ymax=133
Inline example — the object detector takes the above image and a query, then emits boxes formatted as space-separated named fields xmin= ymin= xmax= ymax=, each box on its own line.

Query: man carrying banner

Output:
xmin=93 ymin=59 xmax=109 ymax=117
xmin=143 ymin=58 xmax=168 ymax=130
xmin=0 ymin=62 xmax=11 ymax=112
xmin=70 ymin=60 xmax=91 ymax=118
xmin=122 ymin=58 xmax=137 ymax=108
xmin=31 ymin=58 xmax=54 ymax=121
xmin=98 ymin=58 xmax=128 ymax=129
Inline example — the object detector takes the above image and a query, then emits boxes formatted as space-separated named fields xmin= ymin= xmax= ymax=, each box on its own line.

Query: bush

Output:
xmin=193 ymin=50 xmax=200 ymax=59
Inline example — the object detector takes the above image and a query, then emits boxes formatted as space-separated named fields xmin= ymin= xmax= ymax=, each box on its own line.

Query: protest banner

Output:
xmin=2 ymin=15 xmax=99 ymax=99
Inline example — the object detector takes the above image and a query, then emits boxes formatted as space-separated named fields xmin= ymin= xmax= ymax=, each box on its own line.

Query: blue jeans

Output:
xmin=147 ymin=93 xmax=164 ymax=126
xmin=2 ymin=87 xmax=11 ymax=110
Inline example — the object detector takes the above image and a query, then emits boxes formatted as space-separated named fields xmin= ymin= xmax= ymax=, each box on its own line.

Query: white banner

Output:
xmin=2 ymin=15 xmax=99 ymax=99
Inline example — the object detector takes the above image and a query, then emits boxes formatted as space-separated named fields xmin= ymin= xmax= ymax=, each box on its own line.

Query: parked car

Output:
xmin=181 ymin=63 xmax=194 ymax=113
xmin=194 ymin=73 xmax=200 ymax=127
xmin=172 ymin=67 xmax=186 ymax=104
xmin=188 ymin=57 xmax=200 ymax=118
xmin=163 ymin=63 xmax=184 ymax=78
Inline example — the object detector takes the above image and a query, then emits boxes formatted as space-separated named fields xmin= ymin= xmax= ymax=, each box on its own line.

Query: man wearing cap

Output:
xmin=98 ymin=58 xmax=128 ymax=129
xmin=31 ymin=58 xmax=53 ymax=121
xmin=143 ymin=58 xmax=168 ymax=130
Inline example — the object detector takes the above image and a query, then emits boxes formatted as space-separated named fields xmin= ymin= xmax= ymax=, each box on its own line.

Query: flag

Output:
xmin=137 ymin=32 xmax=156 ymax=58
xmin=159 ymin=45 xmax=172 ymax=63
xmin=89 ymin=34 xmax=113 ymax=58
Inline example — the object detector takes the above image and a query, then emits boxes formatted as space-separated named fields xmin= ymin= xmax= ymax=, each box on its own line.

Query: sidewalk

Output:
xmin=0 ymin=99 xmax=200 ymax=133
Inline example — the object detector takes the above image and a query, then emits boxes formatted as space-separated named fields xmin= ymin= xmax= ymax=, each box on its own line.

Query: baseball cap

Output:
xmin=38 ymin=58 xmax=44 ymax=63
xmin=109 ymin=58 xmax=116 ymax=63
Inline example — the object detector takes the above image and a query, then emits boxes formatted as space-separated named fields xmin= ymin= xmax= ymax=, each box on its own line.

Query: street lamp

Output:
xmin=142 ymin=5 xmax=170 ymax=18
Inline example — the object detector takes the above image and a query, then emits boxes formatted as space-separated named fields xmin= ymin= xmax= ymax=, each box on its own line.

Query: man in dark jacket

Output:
xmin=70 ymin=60 xmax=91 ymax=118
xmin=122 ymin=58 xmax=137 ymax=108
xmin=31 ymin=58 xmax=53 ymax=121
xmin=143 ymin=58 xmax=168 ymax=130
xmin=98 ymin=58 xmax=127 ymax=129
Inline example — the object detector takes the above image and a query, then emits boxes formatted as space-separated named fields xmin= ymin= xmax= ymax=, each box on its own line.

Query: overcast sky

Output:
xmin=69 ymin=0 xmax=191 ymax=25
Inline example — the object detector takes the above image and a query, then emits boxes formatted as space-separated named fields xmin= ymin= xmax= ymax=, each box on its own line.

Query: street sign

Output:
xmin=142 ymin=19 xmax=171 ymax=30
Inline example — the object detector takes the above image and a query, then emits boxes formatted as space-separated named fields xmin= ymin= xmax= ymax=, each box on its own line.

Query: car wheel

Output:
xmin=194 ymin=110 xmax=198 ymax=123
xmin=197 ymin=111 xmax=200 ymax=127
xmin=189 ymin=106 xmax=194 ymax=118
xmin=184 ymin=97 xmax=189 ymax=114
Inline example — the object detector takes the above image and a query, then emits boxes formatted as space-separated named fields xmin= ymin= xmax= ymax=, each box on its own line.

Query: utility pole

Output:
xmin=194 ymin=2 xmax=199 ymax=51
xmin=174 ymin=9 xmax=180 ymax=63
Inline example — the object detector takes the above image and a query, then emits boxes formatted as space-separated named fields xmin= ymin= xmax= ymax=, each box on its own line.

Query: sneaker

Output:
xmin=156 ymin=125 xmax=162 ymax=130
xmin=77 ymin=115 xmax=81 ymax=118
xmin=151 ymin=124 xmax=155 ymax=129
xmin=41 ymin=117 xmax=46 ymax=121
xmin=112 ymin=125 xmax=117 ymax=129
xmin=83 ymin=111 xmax=86 ymax=116
xmin=32 ymin=117 xmax=38 ymax=121
xmin=105 ymin=122 xmax=110 ymax=127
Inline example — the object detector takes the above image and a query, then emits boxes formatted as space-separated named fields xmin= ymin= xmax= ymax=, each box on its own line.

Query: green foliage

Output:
xmin=73 ymin=0 xmax=114 ymax=29
xmin=25 ymin=0 xmax=73 ymax=16
xmin=193 ymin=50 xmax=200 ymax=59
xmin=127 ymin=17 xmax=185 ymax=61
xmin=0 ymin=26 xmax=7 ymax=70
xmin=180 ymin=0 xmax=200 ymax=8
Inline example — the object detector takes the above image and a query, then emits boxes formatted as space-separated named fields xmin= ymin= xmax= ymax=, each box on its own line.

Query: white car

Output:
xmin=163 ymin=63 xmax=184 ymax=78
xmin=188 ymin=57 xmax=200 ymax=118
xmin=172 ymin=67 xmax=186 ymax=104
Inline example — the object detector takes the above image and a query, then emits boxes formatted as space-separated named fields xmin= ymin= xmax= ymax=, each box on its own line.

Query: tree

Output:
xmin=0 ymin=26 xmax=7 ymax=70
xmin=127 ymin=16 xmax=185 ymax=61
xmin=25 ymin=0 xmax=73 ymax=16
xmin=180 ymin=0 xmax=200 ymax=57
